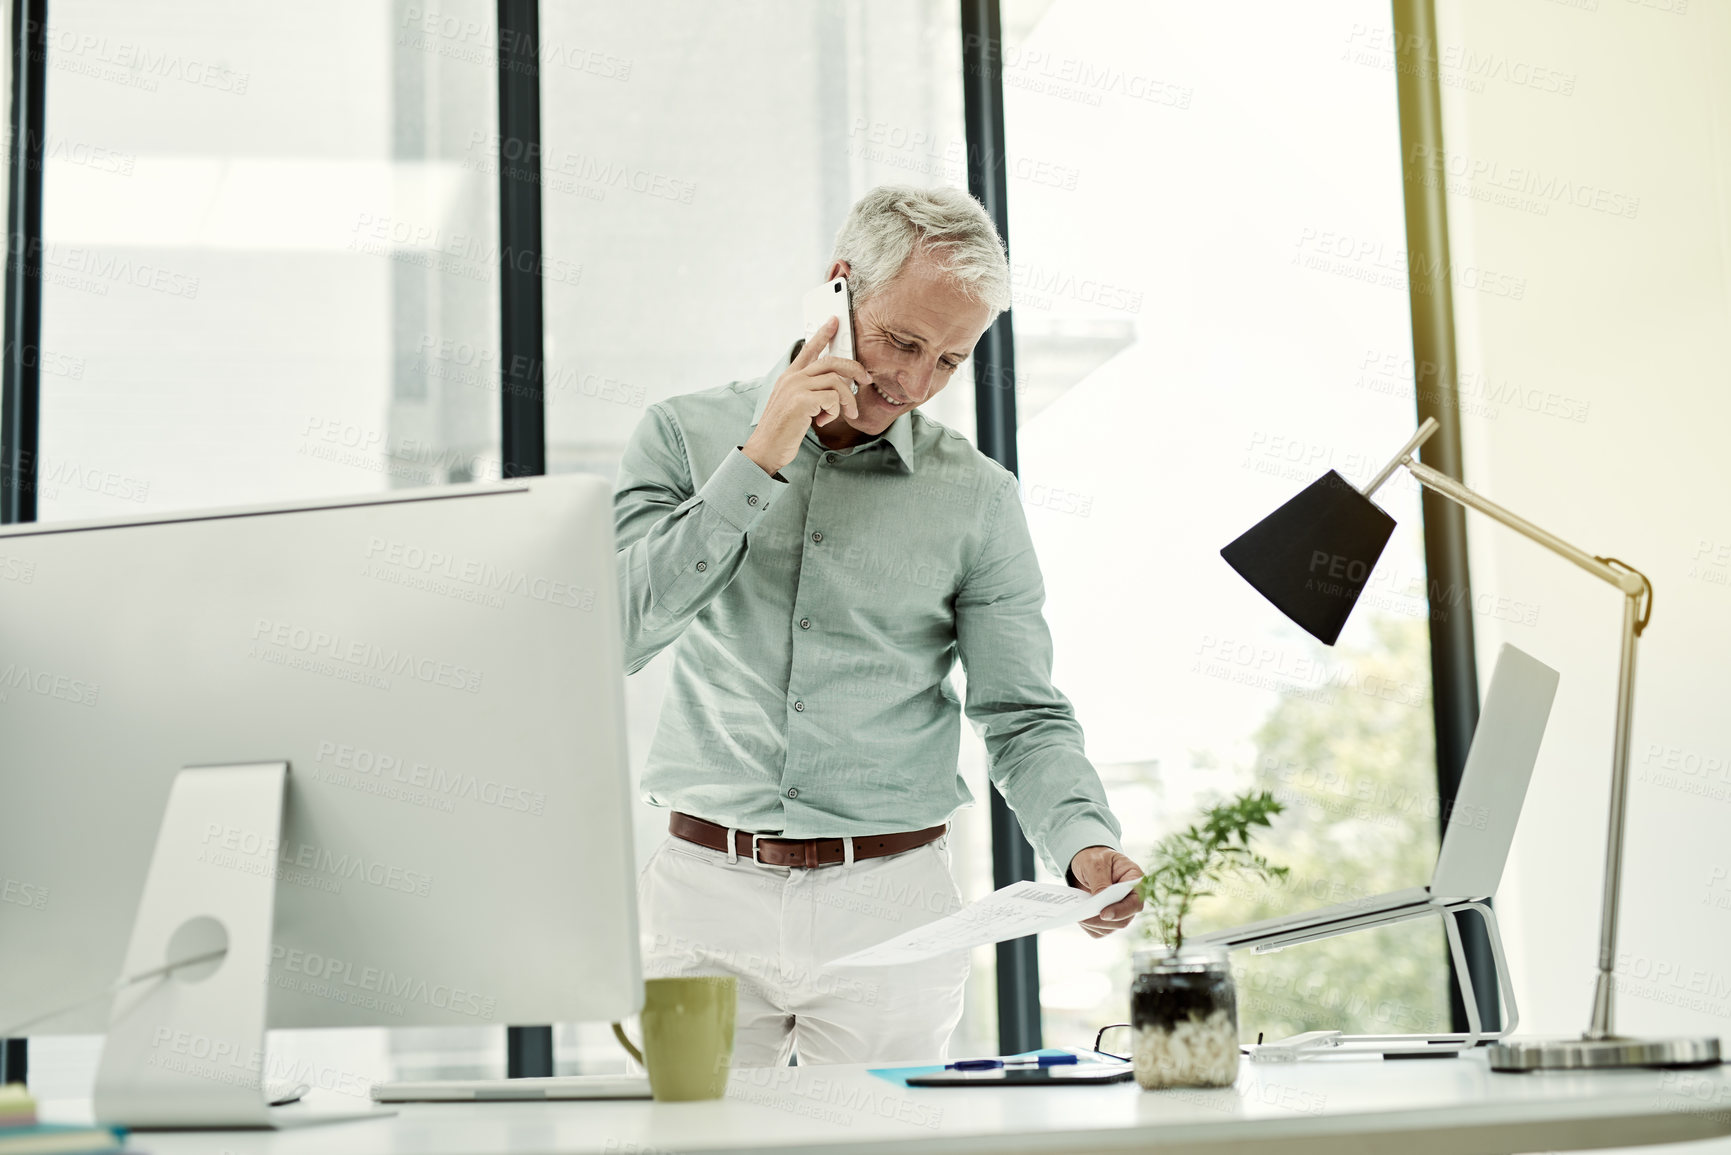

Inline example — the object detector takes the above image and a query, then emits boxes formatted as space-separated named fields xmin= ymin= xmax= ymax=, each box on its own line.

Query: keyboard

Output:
xmin=372 ymin=1074 xmax=652 ymax=1102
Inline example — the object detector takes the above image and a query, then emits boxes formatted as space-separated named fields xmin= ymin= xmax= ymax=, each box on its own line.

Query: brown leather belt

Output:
xmin=669 ymin=811 xmax=946 ymax=869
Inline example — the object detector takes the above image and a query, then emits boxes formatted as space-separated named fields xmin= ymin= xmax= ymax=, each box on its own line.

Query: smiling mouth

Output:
xmin=871 ymin=381 xmax=908 ymax=409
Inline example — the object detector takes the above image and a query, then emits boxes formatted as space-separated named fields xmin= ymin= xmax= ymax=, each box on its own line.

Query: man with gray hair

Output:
xmin=615 ymin=185 xmax=1142 ymax=1066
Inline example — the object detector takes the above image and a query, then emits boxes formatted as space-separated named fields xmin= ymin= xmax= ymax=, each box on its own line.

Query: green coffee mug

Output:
xmin=611 ymin=976 xmax=737 ymax=1101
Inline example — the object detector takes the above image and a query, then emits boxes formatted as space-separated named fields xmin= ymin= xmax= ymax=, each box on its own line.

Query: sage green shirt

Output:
xmin=613 ymin=350 xmax=1122 ymax=878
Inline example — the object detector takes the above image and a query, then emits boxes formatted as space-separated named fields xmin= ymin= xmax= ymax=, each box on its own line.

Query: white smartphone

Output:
xmin=801 ymin=275 xmax=855 ymax=362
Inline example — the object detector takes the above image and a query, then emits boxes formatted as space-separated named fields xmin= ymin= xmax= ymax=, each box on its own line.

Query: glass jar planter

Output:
xmin=1129 ymin=944 xmax=1240 ymax=1089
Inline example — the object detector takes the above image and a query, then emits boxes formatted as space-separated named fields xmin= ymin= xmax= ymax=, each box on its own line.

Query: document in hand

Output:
xmin=826 ymin=879 xmax=1139 ymax=967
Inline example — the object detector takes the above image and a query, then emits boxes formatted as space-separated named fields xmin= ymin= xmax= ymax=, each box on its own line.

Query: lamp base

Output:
xmin=1488 ymin=1035 xmax=1721 ymax=1072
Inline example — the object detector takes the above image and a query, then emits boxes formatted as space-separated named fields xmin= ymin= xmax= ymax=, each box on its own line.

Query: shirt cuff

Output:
xmin=703 ymin=448 xmax=786 ymax=533
xmin=1047 ymin=820 xmax=1125 ymax=889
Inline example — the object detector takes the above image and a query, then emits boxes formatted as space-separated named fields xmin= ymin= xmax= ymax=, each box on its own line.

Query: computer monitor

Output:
xmin=0 ymin=475 xmax=640 ymax=1125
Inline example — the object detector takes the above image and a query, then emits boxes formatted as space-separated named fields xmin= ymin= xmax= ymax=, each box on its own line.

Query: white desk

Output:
xmin=50 ymin=1052 xmax=1731 ymax=1154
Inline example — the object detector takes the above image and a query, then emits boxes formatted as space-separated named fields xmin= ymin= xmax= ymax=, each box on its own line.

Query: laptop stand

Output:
xmin=1238 ymin=899 xmax=1517 ymax=1060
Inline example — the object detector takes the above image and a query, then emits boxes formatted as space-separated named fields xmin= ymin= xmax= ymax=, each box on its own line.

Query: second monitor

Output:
xmin=0 ymin=474 xmax=639 ymax=1125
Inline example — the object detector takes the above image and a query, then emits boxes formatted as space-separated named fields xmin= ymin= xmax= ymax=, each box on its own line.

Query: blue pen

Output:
xmin=946 ymin=1054 xmax=1079 ymax=1071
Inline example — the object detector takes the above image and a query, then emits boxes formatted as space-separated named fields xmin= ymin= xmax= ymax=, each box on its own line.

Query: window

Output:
xmin=1001 ymin=0 xmax=1450 ymax=1045
xmin=537 ymin=0 xmax=1010 ymax=1067
xmin=36 ymin=0 xmax=499 ymax=522
xmin=27 ymin=0 xmax=500 ymax=1098
xmin=11 ymin=0 xmax=1472 ymax=1087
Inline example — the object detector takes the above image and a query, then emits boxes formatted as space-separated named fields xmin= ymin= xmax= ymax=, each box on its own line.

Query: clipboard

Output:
xmin=905 ymin=1064 xmax=1134 ymax=1087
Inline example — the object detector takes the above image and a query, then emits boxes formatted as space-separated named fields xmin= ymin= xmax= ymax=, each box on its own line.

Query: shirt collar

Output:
xmin=749 ymin=341 xmax=916 ymax=473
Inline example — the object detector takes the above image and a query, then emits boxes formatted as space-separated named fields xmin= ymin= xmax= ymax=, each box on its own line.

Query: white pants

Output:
xmin=637 ymin=829 xmax=969 ymax=1067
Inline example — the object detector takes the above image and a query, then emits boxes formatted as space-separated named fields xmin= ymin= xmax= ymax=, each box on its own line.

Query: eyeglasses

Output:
xmin=1095 ymin=1022 xmax=1259 ymax=1059
xmin=1093 ymin=1023 xmax=1131 ymax=1061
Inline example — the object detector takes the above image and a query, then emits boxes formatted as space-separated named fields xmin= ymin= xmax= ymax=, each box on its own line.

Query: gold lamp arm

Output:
xmin=1363 ymin=419 xmax=1663 ymax=1052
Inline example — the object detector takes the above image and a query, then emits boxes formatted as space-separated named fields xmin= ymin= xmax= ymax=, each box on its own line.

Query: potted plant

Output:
xmin=1129 ymin=790 xmax=1286 ymax=1090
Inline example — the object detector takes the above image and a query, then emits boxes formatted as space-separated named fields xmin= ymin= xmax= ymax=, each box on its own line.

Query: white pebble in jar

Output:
xmin=1132 ymin=1008 xmax=1240 ymax=1089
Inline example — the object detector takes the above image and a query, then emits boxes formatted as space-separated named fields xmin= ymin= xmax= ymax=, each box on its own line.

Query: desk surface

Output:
xmin=46 ymin=1052 xmax=1731 ymax=1155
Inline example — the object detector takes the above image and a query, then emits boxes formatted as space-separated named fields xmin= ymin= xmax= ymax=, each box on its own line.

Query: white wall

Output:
xmin=1436 ymin=0 xmax=1731 ymax=1115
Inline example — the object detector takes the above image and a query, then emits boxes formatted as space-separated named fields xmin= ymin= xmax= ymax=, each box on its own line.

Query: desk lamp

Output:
xmin=1220 ymin=417 xmax=1720 ymax=1071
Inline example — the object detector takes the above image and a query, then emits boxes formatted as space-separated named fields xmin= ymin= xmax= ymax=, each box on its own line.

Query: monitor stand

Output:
xmin=92 ymin=762 xmax=385 ymax=1130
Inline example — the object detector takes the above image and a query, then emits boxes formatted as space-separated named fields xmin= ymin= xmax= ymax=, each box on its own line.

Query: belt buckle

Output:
xmin=750 ymin=834 xmax=820 ymax=868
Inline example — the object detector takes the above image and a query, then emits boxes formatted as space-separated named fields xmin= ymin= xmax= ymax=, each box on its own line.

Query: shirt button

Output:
xmin=695 ymin=561 xmax=707 ymax=572
xmin=786 ymin=787 xmax=799 ymax=799
xmin=793 ymin=700 xmax=805 ymax=712
xmin=824 ymin=453 xmax=839 ymax=465
xmin=747 ymin=494 xmax=759 ymax=506
xmin=810 ymin=531 xmax=823 ymax=543
xmin=799 ymin=618 xmax=811 ymax=630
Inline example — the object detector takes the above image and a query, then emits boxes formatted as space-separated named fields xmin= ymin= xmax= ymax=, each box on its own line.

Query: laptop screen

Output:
xmin=1429 ymin=644 xmax=1559 ymax=900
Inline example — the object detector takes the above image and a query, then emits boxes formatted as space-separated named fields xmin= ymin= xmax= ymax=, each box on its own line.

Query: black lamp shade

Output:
xmin=1220 ymin=469 xmax=1396 ymax=646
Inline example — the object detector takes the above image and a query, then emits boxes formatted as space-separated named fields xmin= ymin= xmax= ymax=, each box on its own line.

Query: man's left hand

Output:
xmin=1067 ymin=846 xmax=1145 ymax=939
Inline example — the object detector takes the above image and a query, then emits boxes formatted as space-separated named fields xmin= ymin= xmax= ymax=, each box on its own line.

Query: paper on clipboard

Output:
xmin=826 ymin=878 xmax=1139 ymax=967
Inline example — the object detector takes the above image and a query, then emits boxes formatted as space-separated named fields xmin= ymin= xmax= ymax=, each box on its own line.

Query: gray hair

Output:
xmin=831 ymin=185 xmax=1011 ymax=315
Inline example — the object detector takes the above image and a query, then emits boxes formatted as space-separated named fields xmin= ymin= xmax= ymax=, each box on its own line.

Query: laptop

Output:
xmin=1191 ymin=643 xmax=1558 ymax=952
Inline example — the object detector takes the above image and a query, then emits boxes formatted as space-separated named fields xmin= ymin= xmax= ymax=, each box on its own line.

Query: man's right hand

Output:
xmin=741 ymin=316 xmax=869 ymax=477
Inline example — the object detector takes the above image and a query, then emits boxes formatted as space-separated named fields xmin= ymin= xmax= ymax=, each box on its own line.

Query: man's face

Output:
xmin=828 ymin=253 xmax=995 ymax=437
